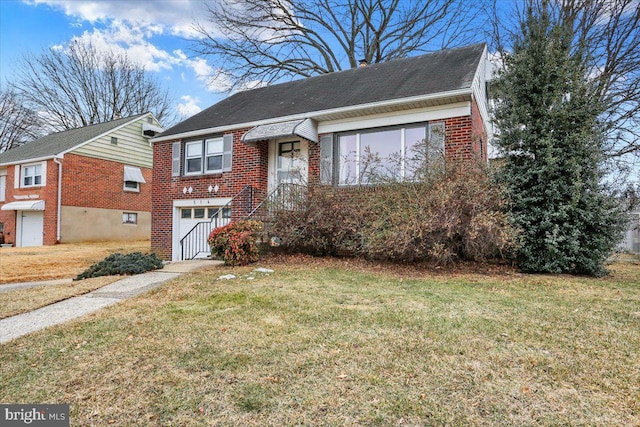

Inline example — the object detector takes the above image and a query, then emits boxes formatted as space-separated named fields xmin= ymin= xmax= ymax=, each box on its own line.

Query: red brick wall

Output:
xmin=151 ymin=128 xmax=268 ymax=259
xmin=0 ymin=154 xmax=152 ymax=246
xmin=443 ymin=114 xmax=480 ymax=162
xmin=0 ymin=161 xmax=60 ymax=245
xmin=307 ymin=136 xmax=321 ymax=186
xmin=61 ymin=154 xmax=152 ymax=211
xmin=470 ymin=98 xmax=488 ymax=162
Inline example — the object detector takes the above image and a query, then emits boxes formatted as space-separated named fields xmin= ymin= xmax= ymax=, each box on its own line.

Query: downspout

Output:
xmin=53 ymin=156 xmax=63 ymax=242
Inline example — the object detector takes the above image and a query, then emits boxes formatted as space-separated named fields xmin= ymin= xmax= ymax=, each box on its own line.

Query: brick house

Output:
xmin=151 ymin=43 xmax=492 ymax=261
xmin=0 ymin=113 xmax=163 ymax=247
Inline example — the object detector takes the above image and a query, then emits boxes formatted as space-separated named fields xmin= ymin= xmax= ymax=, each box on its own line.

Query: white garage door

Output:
xmin=178 ymin=206 xmax=231 ymax=259
xmin=178 ymin=207 xmax=232 ymax=240
xmin=19 ymin=210 xmax=44 ymax=247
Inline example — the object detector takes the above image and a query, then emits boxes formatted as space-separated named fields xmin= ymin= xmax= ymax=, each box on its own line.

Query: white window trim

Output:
xmin=122 ymin=212 xmax=138 ymax=224
xmin=205 ymin=137 xmax=224 ymax=174
xmin=181 ymin=134 xmax=233 ymax=177
xmin=0 ymin=174 xmax=6 ymax=202
xmin=123 ymin=181 xmax=140 ymax=192
xmin=336 ymin=123 xmax=440 ymax=186
xmin=184 ymin=140 xmax=204 ymax=175
xmin=123 ymin=165 xmax=145 ymax=192
xmin=20 ymin=162 xmax=46 ymax=188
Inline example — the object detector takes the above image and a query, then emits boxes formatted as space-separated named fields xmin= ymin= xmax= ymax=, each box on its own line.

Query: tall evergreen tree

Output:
xmin=492 ymin=3 xmax=627 ymax=276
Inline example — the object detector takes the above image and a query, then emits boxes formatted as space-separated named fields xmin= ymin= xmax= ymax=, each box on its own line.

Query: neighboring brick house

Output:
xmin=0 ymin=113 xmax=163 ymax=247
xmin=151 ymin=43 xmax=492 ymax=261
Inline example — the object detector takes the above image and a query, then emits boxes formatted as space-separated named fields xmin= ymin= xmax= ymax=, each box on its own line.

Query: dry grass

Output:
xmin=0 ymin=276 xmax=122 ymax=319
xmin=1 ymin=256 xmax=638 ymax=426
xmin=0 ymin=240 xmax=151 ymax=284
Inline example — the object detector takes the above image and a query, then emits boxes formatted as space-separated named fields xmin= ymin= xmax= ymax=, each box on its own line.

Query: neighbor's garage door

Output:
xmin=19 ymin=210 xmax=44 ymax=247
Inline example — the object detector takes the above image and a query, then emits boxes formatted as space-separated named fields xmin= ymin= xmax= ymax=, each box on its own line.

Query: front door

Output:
xmin=276 ymin=141 xmax=307 ymax=186
xmin=275 ymin=141 xmax=308 ymax=209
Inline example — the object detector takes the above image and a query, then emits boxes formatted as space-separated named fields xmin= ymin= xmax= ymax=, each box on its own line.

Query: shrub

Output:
xmin=208 ymin=220 xmax=263 ymax=266
xmin=270 ymin=160 xmax=518 ymax=265
xmin=268 ymin=186 xmax=369 ymax=257
xmin=75 ymin=252 xmax=163 ymax=280
xmin=360 ymin=163 xmax=517 ymax=264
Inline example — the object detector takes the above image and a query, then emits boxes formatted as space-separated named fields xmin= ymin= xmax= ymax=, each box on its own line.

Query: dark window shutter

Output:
xmin=171 ymin=142 xmax=181 ymax=176
xmin=222 ymin=134 xmax=233 ymax=171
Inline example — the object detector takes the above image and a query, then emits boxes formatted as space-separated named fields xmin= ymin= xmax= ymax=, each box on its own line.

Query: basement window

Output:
xmin=122 ymin=212 xmax=137 ymax=224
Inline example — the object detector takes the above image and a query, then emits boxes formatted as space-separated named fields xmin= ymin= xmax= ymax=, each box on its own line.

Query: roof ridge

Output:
xmin=48 ymin=112 xmax=148 ymax=135
xmin=235 ymin=43 xmax=487 ymax=95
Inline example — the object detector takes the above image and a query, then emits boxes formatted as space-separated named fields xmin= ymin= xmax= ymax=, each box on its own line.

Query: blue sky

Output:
xmin=0 ymin=0 xmax=228 ymax=121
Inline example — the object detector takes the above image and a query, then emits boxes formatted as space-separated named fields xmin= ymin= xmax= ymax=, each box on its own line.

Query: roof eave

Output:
xmin=0 ymin=155 xmax=59 ymax=167
xmin=151 ymin=88 xmax=473 ymax=143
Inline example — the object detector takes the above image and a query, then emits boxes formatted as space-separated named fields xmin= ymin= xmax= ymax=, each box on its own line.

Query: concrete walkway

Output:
xmin=0 ymin=260 xmax=219 ymax=344
xmin=0 ymin=278 xmax=73 ymax=294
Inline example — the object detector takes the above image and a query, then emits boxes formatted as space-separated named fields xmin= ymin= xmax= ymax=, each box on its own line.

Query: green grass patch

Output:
xmin=1 ymin=260 xmax=638 ymax=425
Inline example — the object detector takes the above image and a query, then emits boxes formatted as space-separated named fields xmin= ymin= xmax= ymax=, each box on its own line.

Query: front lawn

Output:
xmin=0 ymin=276 xmax=122 ymax=319
xmin=0 ymin=240 xmax=151 ymax=284
xmin=1 ymin=257 xmax=638 ymax=426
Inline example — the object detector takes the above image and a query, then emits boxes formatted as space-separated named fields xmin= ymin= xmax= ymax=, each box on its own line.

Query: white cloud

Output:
xmin=23 ymin=0 xmax=220 ymax=38
xmin=69 ymin=25 xmax=175 ymax=72
xmin=174 ymin=50 xmax=233 ymax=92
xmin=177 ymin=95 xmax=202 ymax=119
xmin=22 ymin=0 xmax=230 ymax=102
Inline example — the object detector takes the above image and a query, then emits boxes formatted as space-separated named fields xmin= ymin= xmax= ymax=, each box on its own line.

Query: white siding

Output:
xmin=318 ymin=102 xmax=470 ymax=135
xmin=471 ymin=44 xmax=491 ymax=139
xmin=71 ymin=117 xmax=158 ymax=168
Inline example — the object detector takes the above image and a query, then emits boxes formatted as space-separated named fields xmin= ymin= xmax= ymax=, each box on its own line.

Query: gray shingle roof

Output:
xmin=0 ymin=113 xmax=147 ymax=165
xmin=159 ymin=43 xmax=486 ymax=139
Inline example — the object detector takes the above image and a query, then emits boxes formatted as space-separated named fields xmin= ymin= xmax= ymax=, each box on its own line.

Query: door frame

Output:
xmin=268 ymin=139 xmax=309 ymax=190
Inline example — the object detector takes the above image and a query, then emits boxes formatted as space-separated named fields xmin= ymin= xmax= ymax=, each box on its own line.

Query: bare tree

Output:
xmin=192 ymin=0 xmax=486 ymax=90
xmin=0 ymin=89 xmax=43 ymax=153
xmin=490 ymin=0 xmax=640 ymax=166
xmin=12 ymin=41 xmax=174 ymax=130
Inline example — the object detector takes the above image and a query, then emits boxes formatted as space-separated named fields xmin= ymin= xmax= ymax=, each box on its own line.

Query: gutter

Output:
xmin=53 ymin=156 xmax=63 ymax=242
xmin=0 ymin=155 xmax=56 ymax=168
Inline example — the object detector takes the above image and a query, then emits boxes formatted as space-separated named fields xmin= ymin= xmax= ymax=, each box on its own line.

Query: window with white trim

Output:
xmin=182 ymin=134 xmax=233 ymax=176
xmin=0 ymin=173 xmax=5 ymax=202
xmin=21 ymin=163 xmax=43 ymax=188
xmin=333 ymin=123 xmax=444 ymax=185
xmin=123 ymin=165 xmax=146 ymax=192
xmin=122 ymin=212 xmax=138 ymax=224
xmin=205 ymin=137 xmax=224 ymax=172
xmin=185 ymin=141 xmax=203 ymax=174
xmin=124 ymin=181 xmax=139 ymax=191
